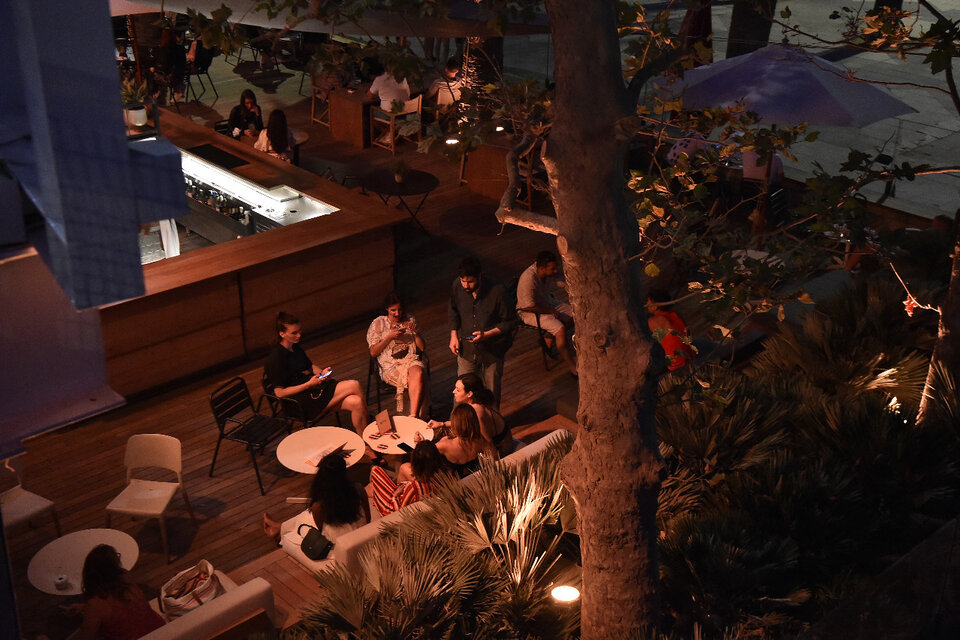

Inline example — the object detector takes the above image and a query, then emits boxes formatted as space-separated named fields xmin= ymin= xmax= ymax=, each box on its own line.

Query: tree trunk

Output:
xmin=918 ymin=214 xmax=960 ymax=422
xmin=544 ymin=0 xmax=665 ymax=635
xmin=726 ymin=0 xmax=777 ymax=58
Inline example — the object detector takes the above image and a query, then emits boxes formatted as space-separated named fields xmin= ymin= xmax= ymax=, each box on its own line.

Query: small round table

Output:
xmin=362 ymin=416 xmax=433 ymax=456
xmin=28 ymin=528 xmax=139 ymax=596
xmin=362 ymin=169 xmax=439 ymax=233
xmin=276 ymin=427 xmax=366 ymax=474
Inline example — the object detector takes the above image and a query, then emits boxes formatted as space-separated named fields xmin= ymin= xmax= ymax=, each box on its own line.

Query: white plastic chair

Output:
xmin=1 ymin=456 xmax=61 ymax=537
xmin=106 ymin=434 xmax=196 ymax=562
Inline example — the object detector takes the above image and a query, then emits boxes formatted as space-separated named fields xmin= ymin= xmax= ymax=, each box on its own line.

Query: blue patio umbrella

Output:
xmin=665 ymin=43 xmax=915 ymax=127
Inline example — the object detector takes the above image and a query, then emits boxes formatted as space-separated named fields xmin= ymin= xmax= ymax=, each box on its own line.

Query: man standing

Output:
xmin=448 ymin=257 xmax=516 ymax=407
xmin=516 ymin=250 xmax=577 ymax=376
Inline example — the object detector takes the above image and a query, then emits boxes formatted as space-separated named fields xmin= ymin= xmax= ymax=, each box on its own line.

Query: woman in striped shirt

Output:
xmin=367 ymin=440 xmax=448 ymax=516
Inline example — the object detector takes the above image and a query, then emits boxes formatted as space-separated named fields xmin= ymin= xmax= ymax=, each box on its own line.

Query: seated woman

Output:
xmin=254 ymin=109 xmax=296 ymax=164
xmin=264 ymin=311 xmax=369 ymax=434
xmin=263 ymin=453 xmax=370 ymax=546
xmin=366 ymin=293 xmax=430 ymax=418
xmin=429 ymin=374 xmax=514 ymax=457
xmin=367 ymin=440 xmax=448 ymax=516
xmin=426 ymin=404 xmax=497 ymax=478
xmin=227 ymin=89 xmax=264 ymax=138
xmin=71 ymin=544 xmax=165 ymax=640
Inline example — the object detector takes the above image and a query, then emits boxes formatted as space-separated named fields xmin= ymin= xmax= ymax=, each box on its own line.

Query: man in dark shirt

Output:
xmin=448 ymin=257 xmax=516 ymax=407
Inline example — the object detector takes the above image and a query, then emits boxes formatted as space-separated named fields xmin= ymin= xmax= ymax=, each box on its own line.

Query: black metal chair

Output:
xmin=516 ymin=308 xmax=555 ymax=371
xmin=213 ymin=119 xmax=231 ymax=136
xmin=506 ymin=276 xmax=554 ymax=371
xmin=209 ymin=377 xmax=292 ymax=495
xmin=185 ymin=42 xmax=219 ymax=102
xmin=261 ymin=372 xmax=343 ymax=429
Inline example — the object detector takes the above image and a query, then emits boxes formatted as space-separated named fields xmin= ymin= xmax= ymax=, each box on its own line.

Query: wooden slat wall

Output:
xmin=240 ymin=227 xmax=395 ymax=353
xmin=100 ymin=276 xmax=245 ymax=396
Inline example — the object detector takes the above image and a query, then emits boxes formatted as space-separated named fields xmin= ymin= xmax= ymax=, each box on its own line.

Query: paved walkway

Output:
xmin=666 ymin=0 xmax=960 ymax=221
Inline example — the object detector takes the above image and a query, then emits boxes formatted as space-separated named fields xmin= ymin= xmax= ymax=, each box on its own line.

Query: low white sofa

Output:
xmin=143 ymin=571 xmax=275 ymax=640
xmin=282 ymin=429 xmax=571 ymax=576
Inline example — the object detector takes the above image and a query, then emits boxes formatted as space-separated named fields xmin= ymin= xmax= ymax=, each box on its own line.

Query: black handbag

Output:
xmin=298 ymin=524 xmax=334 ymax=560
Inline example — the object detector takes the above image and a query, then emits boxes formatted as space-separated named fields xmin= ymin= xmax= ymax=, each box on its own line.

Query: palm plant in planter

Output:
xmin=121 ymin=77 xmax=149 ymax=127
xmin=285 ymin=434 xmax=579 ymax=639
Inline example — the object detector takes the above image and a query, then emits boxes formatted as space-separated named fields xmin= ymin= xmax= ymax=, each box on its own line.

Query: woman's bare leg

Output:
xmin=328 ymin=380 xmax=370 ymax=434
xmin=407 ymin=364 xmax=426 ymax=418
xmin=263 ymin=512 xmax=281 ymax=542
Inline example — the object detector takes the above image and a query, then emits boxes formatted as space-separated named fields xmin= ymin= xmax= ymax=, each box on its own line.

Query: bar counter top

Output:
xmin=98 ymin=110 xmax=408 ymax=396
xmin=123 ymin=110 xmax=406 ymax=300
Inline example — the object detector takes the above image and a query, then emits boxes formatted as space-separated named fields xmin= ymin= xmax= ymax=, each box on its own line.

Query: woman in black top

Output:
xmin=431 ymin=404 xmax=496 ymax=478
xmin=227 ymin=89 xmax=264 ymax=138
xmin=264 ymin=312 xmax=369 ymax=434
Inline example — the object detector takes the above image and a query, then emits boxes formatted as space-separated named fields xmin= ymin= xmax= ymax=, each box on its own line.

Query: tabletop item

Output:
xmin=277 ymin=427 xmax=365 ymax=474
xmin=362 ymin=169 xmax=439 ymax=233
xmin=362 ymin=415 xmax=433 ymax=456
xmin=375 ymin=409 xmax=395 ymax=435
xmin=28 ymin=528 xmax=139 ymax=596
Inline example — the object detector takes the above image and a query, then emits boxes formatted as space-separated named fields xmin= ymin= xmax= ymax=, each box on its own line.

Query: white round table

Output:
xmin=28 ymin=528 xmax=139 ymax=596
xmin=362 ymin=416 xmax=433 ymax=456
xmin=276 ymin=427 xmax=365 ymax=474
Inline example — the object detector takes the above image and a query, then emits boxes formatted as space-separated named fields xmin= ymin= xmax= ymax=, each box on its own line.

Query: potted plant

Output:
xmin=121 ymin=77 xmax=149 ymax=127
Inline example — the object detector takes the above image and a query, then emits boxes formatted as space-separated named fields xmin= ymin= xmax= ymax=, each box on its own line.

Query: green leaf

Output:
xmin=780 ymin=6 xmax=792 ymax=19
xmin=644 ymin=263 xmax=661 ymax=278
xmin=805 ymin=131 xmax=820 ymax=142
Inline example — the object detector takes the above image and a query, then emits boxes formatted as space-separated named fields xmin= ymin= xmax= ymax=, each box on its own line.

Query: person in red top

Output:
xmin=71 ymin=544 xmax=165 ymax=640
xmin=647 ymin=290 xmax=695 ymax=371
xmin=366 ymin=440 xmax=448 ymax=516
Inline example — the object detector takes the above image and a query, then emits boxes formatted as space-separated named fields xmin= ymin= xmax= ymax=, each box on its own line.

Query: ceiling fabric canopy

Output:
xmin=126 ymin=0 xmax=549 ymax=37
xmin=109 ymin=0 xmax=163 ymax=16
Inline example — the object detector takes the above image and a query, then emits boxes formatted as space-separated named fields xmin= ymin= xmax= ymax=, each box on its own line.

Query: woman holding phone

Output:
xmin=264 ymin=311 xmax=369 ymax=434
xmin=367 ymin=293 xmax=430 ymax=418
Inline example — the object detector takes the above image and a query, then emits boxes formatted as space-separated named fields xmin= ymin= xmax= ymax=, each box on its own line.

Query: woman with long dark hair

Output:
xmin=428 ymin=403 xmax=497 ymax=478
xmin=227 ymin=89 xmax=264 ymax=138
xmin=264 ymin=311 xmax=369 ymax=434
xmin=366 ymin=292 xmax=430 ymax=418
xmin=367 ymin=439 xmax=448 ymax=515
xmin=263 ymin=453 xmax=370 ymax=543
xmin=428 ymin=373 xmax=514 ymax=456
xmin=255 ymin=109 xmax=295 ymax=163
xmin=71 ymin=544 xmax=164 ymax=640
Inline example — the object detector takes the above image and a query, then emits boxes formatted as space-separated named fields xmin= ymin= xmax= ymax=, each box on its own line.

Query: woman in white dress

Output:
xmin=367 ymin=293 xmax=430 ymax=418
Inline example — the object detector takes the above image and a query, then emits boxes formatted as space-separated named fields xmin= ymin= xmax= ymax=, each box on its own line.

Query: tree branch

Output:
xmin=494 ymin=206 xmax=559 ymax=235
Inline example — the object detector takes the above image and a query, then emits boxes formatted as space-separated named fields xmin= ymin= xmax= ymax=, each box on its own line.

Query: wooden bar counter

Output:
xmin=99 ymin=111 xmax=407 ymax=397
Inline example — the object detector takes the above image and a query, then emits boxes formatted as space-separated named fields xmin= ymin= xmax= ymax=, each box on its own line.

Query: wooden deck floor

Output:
xmin=4 ymin=64 xmax=580 ymax=637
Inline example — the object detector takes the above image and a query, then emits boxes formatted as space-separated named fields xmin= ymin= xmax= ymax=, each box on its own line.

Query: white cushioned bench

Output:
xmin=278 ymin=429 xmax=571 ymax=576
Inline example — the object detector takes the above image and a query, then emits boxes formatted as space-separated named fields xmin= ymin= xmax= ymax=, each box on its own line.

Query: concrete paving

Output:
xmin=678 ymin=1 xmax=959 ymax=221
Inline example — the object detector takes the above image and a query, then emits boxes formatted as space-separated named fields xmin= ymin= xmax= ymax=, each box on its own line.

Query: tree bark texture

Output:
xmin=544 ymin=0 xmax=665 ymax=635
xmin=726 ymin=0 xmax=777 ymax=58
xmin=918 ymin=215 xmax=960 ymax=422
